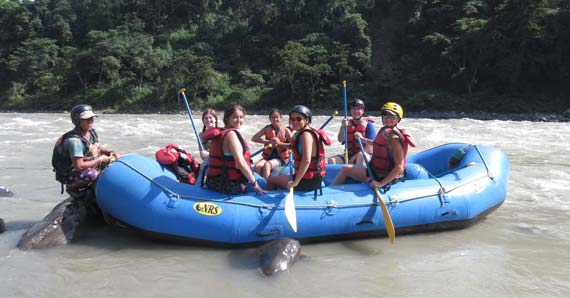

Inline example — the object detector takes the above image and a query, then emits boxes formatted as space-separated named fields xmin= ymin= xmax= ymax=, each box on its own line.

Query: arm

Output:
xmin=67 ymin=138 xmax=110 ymax=171
xmin=291 ymin=131 xmax=313 ymax=187
xmin=271 ymin=127 xmax=292 ymax=148
xmin=370 ymin=137 xmax=405 ymax=188
xmin=100 ymin=146 xmax=120 ymax=158
xmin=251 ymin=127 xmax=269 ymax=145
xmin=337 ymin=119 xmax=348 ymax=143
xmin=226 ymin=131 xmax=268 ymax=194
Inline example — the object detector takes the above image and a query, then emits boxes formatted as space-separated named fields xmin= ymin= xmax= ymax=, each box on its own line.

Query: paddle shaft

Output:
xmin=179 ymin=89 xmax=204 ymax=152
xmin=357 ymin=138 xmax=396 ymax=244
xmin=342 ymin=81 xmax=349 ymax=164
xmin=251 ymin=144 xmax=271 ymax=158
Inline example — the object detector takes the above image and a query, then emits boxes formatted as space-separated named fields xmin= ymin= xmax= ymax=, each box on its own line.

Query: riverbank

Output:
xmin=2 ymin=109 xmax=569 ymax=122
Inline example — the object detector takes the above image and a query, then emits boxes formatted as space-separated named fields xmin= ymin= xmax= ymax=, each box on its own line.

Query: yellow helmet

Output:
xmin=381 ymin=102 xmax=403 ymax=119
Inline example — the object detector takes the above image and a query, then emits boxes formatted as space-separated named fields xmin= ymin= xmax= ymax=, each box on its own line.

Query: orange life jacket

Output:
xmin=345 ymin=118 xmax=373 ymax=158
xmin=370 ymin=126 xmax=416 ymax=178
xmin=261 ymin=124 xmax=290 ymax=163
xmin=290 ymin=127 xmax=331 ymax=179
xmin=205 ymin=128 xmax=251 ymax=181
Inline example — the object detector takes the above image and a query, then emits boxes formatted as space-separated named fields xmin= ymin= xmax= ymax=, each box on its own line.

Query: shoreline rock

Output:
xmin=0 ymin=218 xmax=5 ymax=233
xmin=0 ymin=185 xmax=13 ymax=197
xmin=17 ymin=189 xmax=103 ymax=250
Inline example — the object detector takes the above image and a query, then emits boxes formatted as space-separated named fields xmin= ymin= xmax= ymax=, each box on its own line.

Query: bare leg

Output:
xmin=327 ymin=155 xmax=343 ymax=164
xmin=331 ymin=166 xmax=368 ymax=185
xmin=262 ymin=159 xmax=281 ymax=178
xmin=266 ymin=175 xmax=290 ymax=190
xmin=254 ymin=159 xmax=266 ymax=176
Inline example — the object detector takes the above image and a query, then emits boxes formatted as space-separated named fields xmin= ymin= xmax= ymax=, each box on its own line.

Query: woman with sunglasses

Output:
xmin=267 ymin=105 xmax=330 ymax=191
xmin=204 ymin=103 xmax=268 ymax=195
xmin=331 ymin=102 xmax=416 ymax=188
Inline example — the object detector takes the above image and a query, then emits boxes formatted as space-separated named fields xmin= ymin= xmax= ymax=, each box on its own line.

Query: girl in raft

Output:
xmin=327 ymin=99 xmax=377 ymax=165
xmin=267 ymin=105 xmax=331 ymax=192
xmin=331 ymin=102 xmax=416 ymax=188
xmin=251 ymin=109 xmax=292 ymax=179
xmin=203 ymin=103 xmax=268 ymax=195
xmin=198 ymin=108 xmax=219 ymax=161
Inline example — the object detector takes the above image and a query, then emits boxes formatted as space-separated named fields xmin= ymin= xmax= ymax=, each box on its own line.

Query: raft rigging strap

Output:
xmin=116 ymin=157 xmax=494 ymax=210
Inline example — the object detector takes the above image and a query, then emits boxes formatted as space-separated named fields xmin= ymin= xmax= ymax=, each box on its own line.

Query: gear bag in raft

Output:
xmin=155 ymin=144 xmax=201 ymax=185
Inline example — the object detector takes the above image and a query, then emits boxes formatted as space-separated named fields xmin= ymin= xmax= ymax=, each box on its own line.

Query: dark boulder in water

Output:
xmin=17 ymin=189 xmax=102 ymax=250
xmin=0 ymin=185 xmax=13 ymax=197
xmin=0 ymin=218 xmax=5 ymax=233
xmin=256 ymin=238 xmax=301 ymax=276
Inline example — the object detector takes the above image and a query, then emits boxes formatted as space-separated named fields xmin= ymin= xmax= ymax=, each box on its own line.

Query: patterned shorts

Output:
xmin=206 ymin=175 xmax=248 ymax=195
xmin=68 ymin=167 xmax=99 ymax=184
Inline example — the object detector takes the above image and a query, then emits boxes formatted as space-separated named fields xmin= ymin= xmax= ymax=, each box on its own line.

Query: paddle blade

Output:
xmin=285 ymin=188 xmax=297 ymax=232
xmin=374 ymin=188 xmax=395 ymax=244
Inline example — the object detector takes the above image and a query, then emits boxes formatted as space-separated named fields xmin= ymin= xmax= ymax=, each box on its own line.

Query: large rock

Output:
xmin=0 ymin=185 xmax=13 ymax=197
xmin=256 ymin=238 xmax=301 ymax=276
xmin=17 ymin=189 xmax=102 ymax=250
xmin=0 ymin=218 xmax=5 ymax=233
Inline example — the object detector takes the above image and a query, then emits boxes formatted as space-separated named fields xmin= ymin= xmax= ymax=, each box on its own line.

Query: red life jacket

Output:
xmin=345 ymin=118 xmax=373 ymax=157
xmin=370 ymin=126 xmax=416 ymax=178
xmin=290 ymin=127 xmax=331 ymax=179
xmin=155 ymin=144 xmax=201 ymax=184
xmin=261 ymin=124 xmax=290 ymax=163
xmin=205 ymin=128 xmax=251 ymax=180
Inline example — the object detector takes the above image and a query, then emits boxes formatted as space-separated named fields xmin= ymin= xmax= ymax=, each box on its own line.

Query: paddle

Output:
xmin=179 ymin=88 xmax=204 ymax=152
xmin=342 ymin=80 xmax=349 ymax=165
xmin=285 ymin=154 xmax=297 ymax=232
xmin=357 ymin=138 xmax=396 ymax=244
xmin=251 ymin=144 xmax=272 ymax=158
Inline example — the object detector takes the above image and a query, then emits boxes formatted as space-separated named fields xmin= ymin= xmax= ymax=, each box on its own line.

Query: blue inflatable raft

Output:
xmin=95 ymin=143 xmax=509 ymax=245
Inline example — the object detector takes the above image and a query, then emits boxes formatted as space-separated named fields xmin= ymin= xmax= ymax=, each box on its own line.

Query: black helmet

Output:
xmin=70 ymin=104 xmax=96 ymax=126
xmin=350 ymin=99 xmax=365 ymax=109
xmin=290 ymin=105 xmax=312 ymax=123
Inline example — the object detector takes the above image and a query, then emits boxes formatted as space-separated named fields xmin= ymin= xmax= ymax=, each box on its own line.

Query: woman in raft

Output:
xmin=251 ymin=109 xmax=292 ymax=179
xmin=267 ymin=105 xmax=330 ymax=192
xmin=203 ymin=103 xmax=268 ymax=195
xmin=198 ymin=107 xmax=219 ymax=161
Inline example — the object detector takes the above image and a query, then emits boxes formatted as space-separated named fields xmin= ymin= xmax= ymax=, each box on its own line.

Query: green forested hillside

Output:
xmin=1 ymin=0 xmax=568 ymax=113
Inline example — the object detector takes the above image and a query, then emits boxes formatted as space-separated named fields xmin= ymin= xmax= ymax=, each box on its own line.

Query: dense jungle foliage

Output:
xmin=0 ymin=0 xmax=568 ymax=114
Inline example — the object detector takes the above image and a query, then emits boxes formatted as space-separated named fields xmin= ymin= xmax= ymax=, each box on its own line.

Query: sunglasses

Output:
xmin=382 ymin=114 xmax=398 ymax=120
xmin=290 ymin=116 xmax=305 ymax=122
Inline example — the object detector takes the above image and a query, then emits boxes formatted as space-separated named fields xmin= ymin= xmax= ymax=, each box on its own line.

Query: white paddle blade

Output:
xmin=285 ymin=188 xmax=297 ymax=232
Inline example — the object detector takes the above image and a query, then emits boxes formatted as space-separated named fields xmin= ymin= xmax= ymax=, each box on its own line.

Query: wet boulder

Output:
xmin=256 ymin=238 xmax=301 ymax=276
xmin=17 ymin=189 xmax=102 ymax=250
xmin=0 ymin=185 xmax=13 ymax=197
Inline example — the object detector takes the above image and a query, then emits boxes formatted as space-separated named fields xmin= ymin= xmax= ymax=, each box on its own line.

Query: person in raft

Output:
xmin=267 ymin=105 xmax=331 ymax=192
xmin=251 ymin=109 xmax=292 ymax=179
xmin=327 ymin=99 xmax=377 ymax=164
xmin=331 ymin=102 xmax=416 ymax=188
xmin=203 ymin=103 xmax=268 ymax=195
xmin=198 ymin=107 xmax=219 ymax=161
xmin=53 ymin=104 xmax=121 ymax=195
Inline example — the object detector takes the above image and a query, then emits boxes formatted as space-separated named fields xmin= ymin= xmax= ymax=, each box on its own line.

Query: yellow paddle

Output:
xmin=357 ymin=138 xmax=395 ymax=244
